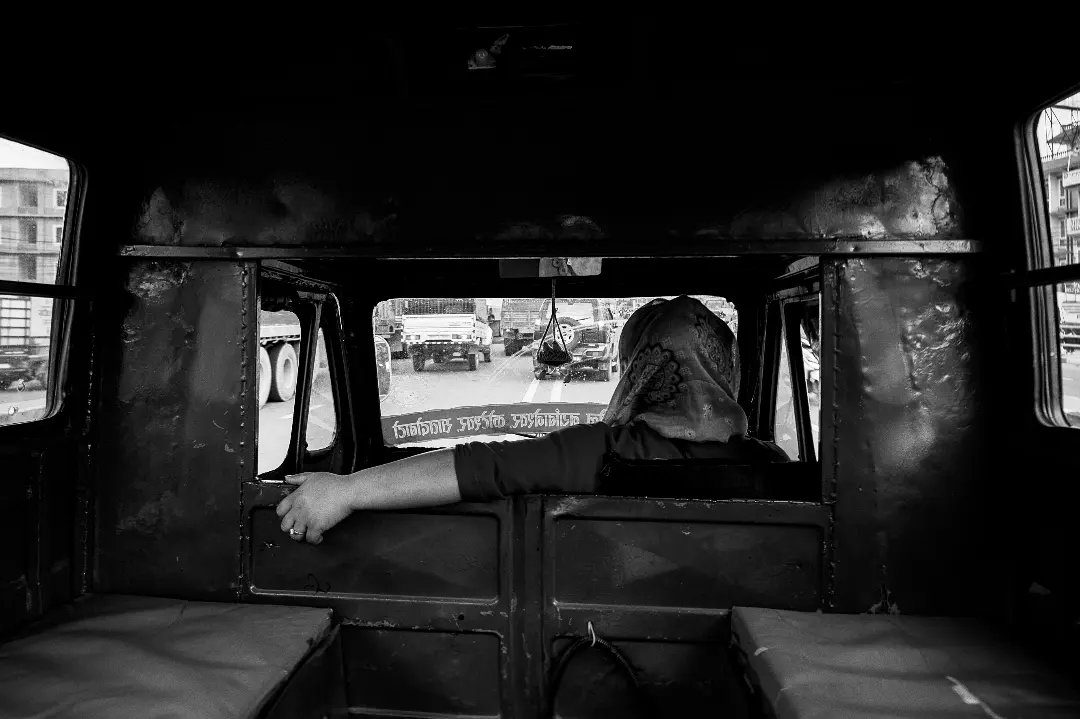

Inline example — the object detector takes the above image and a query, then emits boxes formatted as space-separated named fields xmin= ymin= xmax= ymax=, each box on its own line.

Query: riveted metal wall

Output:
xmin=93 ymin=260 xmax=255 ymax=599
xmin=829 ymin=257 xmax=997 ymax=615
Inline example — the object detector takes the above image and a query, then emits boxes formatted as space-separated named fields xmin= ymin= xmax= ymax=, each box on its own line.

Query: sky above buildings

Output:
xmin=0 ymin=137 xmax=68 ymax=170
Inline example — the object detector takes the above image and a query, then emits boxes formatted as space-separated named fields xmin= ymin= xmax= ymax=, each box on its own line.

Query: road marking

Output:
xmin=550 ymin=381 xmax=563 ymax=402
xmin=522 ymin=379 xmax=540 ymax=403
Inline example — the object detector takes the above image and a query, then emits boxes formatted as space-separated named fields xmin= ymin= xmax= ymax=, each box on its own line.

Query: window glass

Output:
xmin=257 ymin=310 xmax=300 ymax=472
xmin=305 ymin=329 xmax=337 ymax=452
xmin=376 ymin=295 xmax=736 ymax=448
xmin=0 ymin=295 xmax=55 ymax=426
xmin=774 ymin=324 xmax=799 ymax=459
xmin=1036 ymin=89 xmax=1080 ymax=267
xmin=1059 ymin=283 xmax=1080 ymax=426
xmin=1 ymin=137 xmax=69 ymax=285
xmin=1036 ymin=91 xmax=1080 ymax=427
xmin=801 ymin=301 xmax=822 ymax=453
xmin=0 ymin=137 xmax=71 ymax=427
xmin=19 ymin=184 xmax=37 ymax=208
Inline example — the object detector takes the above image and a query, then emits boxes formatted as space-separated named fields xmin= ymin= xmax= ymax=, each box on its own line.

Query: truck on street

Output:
xmin=258 ymin=311 xmax=301 ymax=407
xmin=402 ymin=298 xmax=493 ymax=372
xmin=500 ymin=298 xmax=545 ymax=355
xmin=373 ymin=299 xmax=408 ymax=358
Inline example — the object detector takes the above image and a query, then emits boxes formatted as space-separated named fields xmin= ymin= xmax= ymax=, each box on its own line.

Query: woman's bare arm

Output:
xmin=275 ymin=448 xmax=461 ymax=544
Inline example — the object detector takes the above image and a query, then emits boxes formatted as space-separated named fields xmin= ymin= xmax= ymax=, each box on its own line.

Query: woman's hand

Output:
xmin=276 ymin=472 xmax=361 ymax=545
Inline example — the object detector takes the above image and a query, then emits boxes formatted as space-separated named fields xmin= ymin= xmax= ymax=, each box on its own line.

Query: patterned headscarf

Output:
xmin=603 ymin=296 xmax=747 ymax=442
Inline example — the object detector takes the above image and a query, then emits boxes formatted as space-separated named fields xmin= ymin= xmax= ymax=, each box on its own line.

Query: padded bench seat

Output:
xmin=731 ymin=606 xmax=1080 ymax=719
xmin=0 ymin=594 xmax=333 ymax=719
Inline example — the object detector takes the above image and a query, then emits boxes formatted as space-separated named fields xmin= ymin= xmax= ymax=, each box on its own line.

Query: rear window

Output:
xmin=375 ymin=295 xmax=735 ymax=448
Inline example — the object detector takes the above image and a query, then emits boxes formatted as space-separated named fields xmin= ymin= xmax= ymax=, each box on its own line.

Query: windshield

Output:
xmin=375 ymin=295 xmax=735 ymax=448
xmin=539 ymin=300 xmax=598 ymax=323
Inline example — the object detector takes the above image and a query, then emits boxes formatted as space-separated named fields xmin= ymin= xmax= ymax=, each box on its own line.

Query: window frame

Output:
xmin=256 ymin=271 xmax=352 ymax=480
xmin=0 ymin=137 xmax=81 ymax=431
xmin=756 ymin=261 xmax=822 ymax=462
xmin=1024 ymin=89 xmax=1080 ymax=428
xmin=54 ymin=188 xmax=66 ymax=208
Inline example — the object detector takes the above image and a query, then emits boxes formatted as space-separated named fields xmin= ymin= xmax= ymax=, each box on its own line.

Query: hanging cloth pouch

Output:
xmin=536 ymin=280 xmax=572 ymax=367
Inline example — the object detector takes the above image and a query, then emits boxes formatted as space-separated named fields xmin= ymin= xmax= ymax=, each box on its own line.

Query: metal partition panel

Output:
xmin=542 ymin=496 xmax=828 ymax=717
xmin=243 ymin=481 xmax=517 ymax=718
xmin=828 ymin=258 xmax=997 ymax=615
xmin=94 ymin=260 xmax=256 ymax=599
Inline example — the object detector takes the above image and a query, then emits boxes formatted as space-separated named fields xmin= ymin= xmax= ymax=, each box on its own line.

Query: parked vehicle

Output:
xmin=500 ymin=297 xmax=544 ymax=355
xmin=372 ymin=299 xmax=407 ymax=358
xmin=532 ymin=298 xmax=618 ymax=381
xmin=0 ymin=296 xmax=49 ymax=388
xmin=402 ymin=298 xmax=493 ymax=372
xmin=374 ymin=335 xmax=392 ymax=397
xmin=258 ymin=310 xmax=301 ymax=407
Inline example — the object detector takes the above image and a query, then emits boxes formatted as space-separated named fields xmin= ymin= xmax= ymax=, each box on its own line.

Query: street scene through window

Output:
xmin=0 ymin=137 xmax=69 ymax=426
xmin=369 ymin=296 xmax=744 ymax=448
xmin=1037 ymin=90 xmax=1080 ymax=426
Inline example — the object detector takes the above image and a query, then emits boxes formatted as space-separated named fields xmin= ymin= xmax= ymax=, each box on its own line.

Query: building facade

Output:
xmin=1041 ymin=99 xmax=1080 ymax=266
xmin=0 ymin=167 xmax=67 ymax=351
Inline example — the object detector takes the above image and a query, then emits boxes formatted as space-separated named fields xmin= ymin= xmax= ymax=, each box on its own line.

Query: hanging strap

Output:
xmin=544 ymin=621 xmax=655 ymax=719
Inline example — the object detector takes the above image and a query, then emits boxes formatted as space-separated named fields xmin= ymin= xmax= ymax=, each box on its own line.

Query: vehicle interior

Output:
xmin=1 ymin=14 xmax=1079 ymax=719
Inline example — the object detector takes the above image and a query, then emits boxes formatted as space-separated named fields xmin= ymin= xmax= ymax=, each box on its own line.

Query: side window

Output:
xmin=256 ymin=292 xmax=342 ymax=475
xmin=1034 ymin=89 xmax=1080 ymax=426
xmin=774 ymin=330 xmax=798 ymax=458
xmin=257 ymin=310 xmax=301 ymax=472
xmin=0 ymin=137 xmax=73 ymax=427
xmin=305 ymin=329 xmax=337 ymax=452
xmin=766 ymin=294 xmax=821 ymax=461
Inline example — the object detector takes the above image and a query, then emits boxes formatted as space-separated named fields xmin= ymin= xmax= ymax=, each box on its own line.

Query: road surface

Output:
xmin=0 ymin=389 xmax=47 ymax=425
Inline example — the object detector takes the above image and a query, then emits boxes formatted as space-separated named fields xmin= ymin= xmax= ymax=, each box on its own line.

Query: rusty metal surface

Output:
xmin=0 ymin=451 xmax=39 ymax=635
xmin=830 ymin=257 xmax=994 ymax=614
xmin=94 ymin=261 xmax=251 ymax=599
xmin=241 ymin=479 xmax=826 ymax=717
xmin=0 ymin=442 xmax=79 ymax=640
xmin=128 ymin=158 xmax=963 ymax=254
xmin=249 ymin=508 xmax=500 ymax=598
xmin=342 ymin=627 xmax=502 ymax=717
xmin=541 ymin=496 xmax=827 ymax=716
xmin=115 ymin=239 xmax=984 ymax=260
xmin=260 ymin=627 xmax=347 ymax=719
xmin=243 ymin=483 xmax=518 ymax=716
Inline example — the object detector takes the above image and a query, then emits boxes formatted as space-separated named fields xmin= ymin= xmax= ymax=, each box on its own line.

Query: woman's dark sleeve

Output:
xmin=453 ymin=423 xmax=613 ymax=501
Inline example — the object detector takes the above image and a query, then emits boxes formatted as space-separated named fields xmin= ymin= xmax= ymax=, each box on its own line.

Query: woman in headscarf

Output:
xmin=276 ymin=296 xmax=788 ymax=544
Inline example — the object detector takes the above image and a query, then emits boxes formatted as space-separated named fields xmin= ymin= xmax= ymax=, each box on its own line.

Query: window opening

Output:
xmin=305 ymin=329 xmax=337 ymax=452
xmin=257 ymin=309 xmax=301 ymax=472
xmin=1035 ymin=88 xmax=1080 ymax=427
xmin=376 ymin=295 xmax=736 ymax=448
xmin=0 ymin=136 xmax=72 ymax=426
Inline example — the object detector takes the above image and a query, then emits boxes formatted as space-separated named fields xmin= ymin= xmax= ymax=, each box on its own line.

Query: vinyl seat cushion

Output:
xmin=0 ymin=594 xmax=332 ymax=719
xmin=731 ymin=606 xmax=1080 ymax=719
